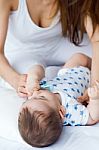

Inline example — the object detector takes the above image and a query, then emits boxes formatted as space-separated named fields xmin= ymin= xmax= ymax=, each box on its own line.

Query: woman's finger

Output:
xmin=19 ymin=74 xmax=27 ymax=86
xmin=19 ymin=81 xmax=26 ymax=87
xmin=18 ymin=86 xmax=28 ymax=94
xmin=95 ymin=80 xmax=99 ymax=89
xmin=88 ymin=87 xmax=93 ymax=96
xmin=18 ymin=92 xmax=28 ymax=98
xmin=20 ymin=74 xmax=27 ymax=82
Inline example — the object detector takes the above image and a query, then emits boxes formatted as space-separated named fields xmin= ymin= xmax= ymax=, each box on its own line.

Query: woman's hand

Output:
xmin=88 ymin=81 xmax=99 ymax=100
xmin=17 ymin=74 xmax=28 ymax=98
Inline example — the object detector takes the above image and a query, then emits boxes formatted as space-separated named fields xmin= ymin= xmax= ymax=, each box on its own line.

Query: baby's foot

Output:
xmin=88 ymin=81 xmax=99 ymax=100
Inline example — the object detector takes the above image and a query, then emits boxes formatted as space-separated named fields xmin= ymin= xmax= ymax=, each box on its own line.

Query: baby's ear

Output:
xmin=58 ymin=106 xmax=66 ymax=120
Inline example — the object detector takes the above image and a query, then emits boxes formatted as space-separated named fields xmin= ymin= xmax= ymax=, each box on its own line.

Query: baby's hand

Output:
xmin=26 ymin=74 xmax=40 ymax=96
xmin=88 ymin=81 xmax=99 ymax=100
xmin=77 ymin=89 xmax=89 ymax=103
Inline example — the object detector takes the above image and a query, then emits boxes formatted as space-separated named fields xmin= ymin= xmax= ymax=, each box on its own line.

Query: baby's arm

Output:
xmin=63 ymin=53 xmax=91 ymax=69
xmin=26 ymin=65 xmax=45 ymax=96
xmin=87 ymin=81 xmax=99 ymax=124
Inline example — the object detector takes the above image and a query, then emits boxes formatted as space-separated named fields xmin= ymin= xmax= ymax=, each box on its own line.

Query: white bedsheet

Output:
xmin=0 ymin=35 xmax=99 ymax=150
xmin=0 ymin=67 xmax=99 ymax=150
xmin=0 ymin=125 xmax=99 ymax=150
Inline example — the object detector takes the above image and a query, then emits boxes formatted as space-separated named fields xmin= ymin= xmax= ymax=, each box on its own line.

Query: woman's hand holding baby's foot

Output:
xmin=87 ymin=81 xmax=99 ymax=121
xmin=88 ymin=81 xmax=99 ymax=100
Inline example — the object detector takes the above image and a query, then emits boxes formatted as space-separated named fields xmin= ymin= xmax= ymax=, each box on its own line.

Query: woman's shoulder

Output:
xmin=0 ymin=0 xmax=18 ymax=11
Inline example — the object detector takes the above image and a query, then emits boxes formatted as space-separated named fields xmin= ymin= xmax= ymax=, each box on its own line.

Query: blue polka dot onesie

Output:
xmin=40 ymin=66 xmax=90 ymax=126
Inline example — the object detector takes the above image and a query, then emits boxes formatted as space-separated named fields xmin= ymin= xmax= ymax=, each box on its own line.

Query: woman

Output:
xmin=0 ymin=0 xmax=98 ymax=97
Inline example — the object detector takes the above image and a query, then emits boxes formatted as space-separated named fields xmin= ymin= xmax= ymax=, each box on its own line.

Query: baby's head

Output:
xmin=18 ymin=90 xmax=65 ymax=147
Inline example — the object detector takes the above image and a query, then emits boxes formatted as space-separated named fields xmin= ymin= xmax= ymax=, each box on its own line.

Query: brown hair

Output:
xmin=58 ymin=0 xmax=84 ymax=45
xmin=18 ymin=107 xmax=63 ymax=147
xmin=53 ymin=0 xmax=99 ymax=45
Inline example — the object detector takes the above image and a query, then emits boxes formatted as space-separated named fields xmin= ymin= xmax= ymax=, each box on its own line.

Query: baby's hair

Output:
xmin=18 ymin=107 xmax=63 ymax=147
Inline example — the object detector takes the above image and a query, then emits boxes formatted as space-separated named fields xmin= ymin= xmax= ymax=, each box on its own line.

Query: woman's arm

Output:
xmin=0 ymin=0 xmax=20 ymax=90
xmin=85 ymin=16 xmax=99 ymax=86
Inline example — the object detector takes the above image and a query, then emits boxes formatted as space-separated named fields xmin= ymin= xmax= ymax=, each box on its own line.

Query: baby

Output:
xmin=18 ymin=53 xmax=99 ymax=148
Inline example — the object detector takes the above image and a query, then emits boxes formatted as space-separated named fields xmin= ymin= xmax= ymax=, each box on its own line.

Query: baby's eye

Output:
xmin=40 ymin=96 xmax=45 ymax=99
xmin=39 ymin=96 xmax=46 ymax=100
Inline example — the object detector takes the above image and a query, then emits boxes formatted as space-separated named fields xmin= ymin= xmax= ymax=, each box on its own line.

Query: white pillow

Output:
xmin=0 ymin=88 xmax=24 ymax=142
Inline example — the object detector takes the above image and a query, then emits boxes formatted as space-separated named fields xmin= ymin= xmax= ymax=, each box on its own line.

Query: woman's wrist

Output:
xmin=11 ymin=73 xmax=21 ymax=90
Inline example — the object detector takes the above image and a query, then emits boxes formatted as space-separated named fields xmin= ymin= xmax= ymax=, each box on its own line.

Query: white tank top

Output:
xmin=4 ymin=0 xmax=92 ymax=73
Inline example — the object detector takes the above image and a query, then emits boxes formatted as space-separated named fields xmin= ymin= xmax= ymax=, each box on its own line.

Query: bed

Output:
xmin=0 ymin=34 xmax=99 ymax=150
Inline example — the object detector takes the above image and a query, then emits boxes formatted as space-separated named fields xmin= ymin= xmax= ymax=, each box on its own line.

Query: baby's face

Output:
xmin=21 ymin=90 xmax=61 ymax=113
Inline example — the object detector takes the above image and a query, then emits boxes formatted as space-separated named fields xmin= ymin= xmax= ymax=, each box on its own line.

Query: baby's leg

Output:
xmin=87 ymin=81 xmax=99 ymax=121
xmin=63 ymin=53 xmax=91 ymax=69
